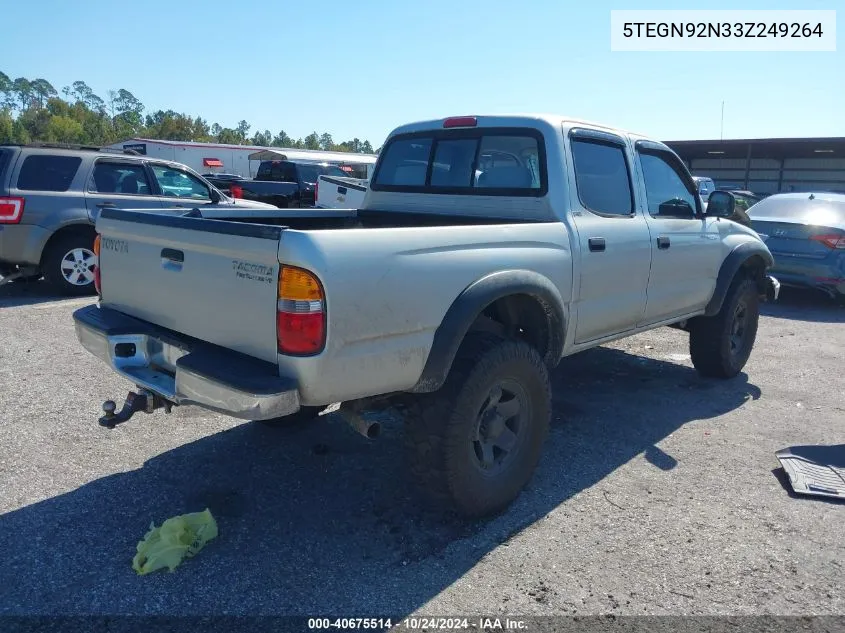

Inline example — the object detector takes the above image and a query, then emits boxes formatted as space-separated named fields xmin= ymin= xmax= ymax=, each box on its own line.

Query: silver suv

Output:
xmin=0 ymin=143 xmax=276 ymax=296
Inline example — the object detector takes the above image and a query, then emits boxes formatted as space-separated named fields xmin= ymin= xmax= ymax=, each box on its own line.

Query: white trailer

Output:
xmin=106 ymin=138 xmax=378 ymax=180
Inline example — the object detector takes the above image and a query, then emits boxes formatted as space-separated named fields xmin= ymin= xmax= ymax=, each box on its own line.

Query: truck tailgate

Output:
xmin=95 ymin=208 xmax=282 ymax=364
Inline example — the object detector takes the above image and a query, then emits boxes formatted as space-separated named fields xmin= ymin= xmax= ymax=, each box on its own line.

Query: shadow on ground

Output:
xmin=0 ymin=278 xmax=88 ymax=308
xmin=762 ymin=286 xmax=845 ymax=324
xmin=0 ymin=346 xmax=761 ymax=616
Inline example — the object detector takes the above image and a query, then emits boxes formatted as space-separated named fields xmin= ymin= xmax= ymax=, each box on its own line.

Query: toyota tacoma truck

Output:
xmin=73 ymin=114 xmax=780 ymax=518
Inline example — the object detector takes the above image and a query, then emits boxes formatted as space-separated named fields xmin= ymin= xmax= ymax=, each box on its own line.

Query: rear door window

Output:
xmin=89 ymin=161 xmax=153 ymax=195
xmin=17 ymin=154 xmax=82 ymax=192
xmin=371 ymin=129 xmax=545 ymax=195
xmin=570 ymin=139 xmax=634 ymax=216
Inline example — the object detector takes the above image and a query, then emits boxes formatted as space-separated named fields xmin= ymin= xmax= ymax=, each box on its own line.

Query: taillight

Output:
xmin=810 ymin=234 xmax=845 ymax=249
xmin=0 ymin=196 xmax=24 ymax=223
xmin=92 ymin=234 xmax=102 ymax=296
xmin=230 ymin=184 xmax=243 ymax=198
xmin=277 ymin=265 xmax=325 ymax=355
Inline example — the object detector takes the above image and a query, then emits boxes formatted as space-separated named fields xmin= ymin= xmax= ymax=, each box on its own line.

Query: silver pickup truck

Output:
xmin=73 ymin=114 xmax=779 ymax=518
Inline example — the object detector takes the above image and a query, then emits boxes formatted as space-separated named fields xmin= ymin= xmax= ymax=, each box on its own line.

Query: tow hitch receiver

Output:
xmin=99 ymin=389 xmax=173 ymax=429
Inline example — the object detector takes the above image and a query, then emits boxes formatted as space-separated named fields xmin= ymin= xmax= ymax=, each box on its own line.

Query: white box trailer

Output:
xmin=107 ymin=138 xmax=378 ymax=180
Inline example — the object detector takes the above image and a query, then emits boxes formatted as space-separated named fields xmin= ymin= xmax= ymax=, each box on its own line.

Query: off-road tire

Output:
xmin=402 ymin=333 xmax=551 ymax=518
xmin=41 ymin=232 xmax=98 ymax=296
xmin=259 ymin=406 xmax=325 ymax=428
xmin=689 ymin=275 xmax=760 ymax=378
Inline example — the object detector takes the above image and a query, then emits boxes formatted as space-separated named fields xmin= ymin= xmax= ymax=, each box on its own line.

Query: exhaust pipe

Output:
xmin=339 ymin=406 xmax=381 ymax=439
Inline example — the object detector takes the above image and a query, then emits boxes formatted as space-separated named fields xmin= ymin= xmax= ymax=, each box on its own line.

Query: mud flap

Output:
xmin=776 ymin=445 xmax=845 ymax=499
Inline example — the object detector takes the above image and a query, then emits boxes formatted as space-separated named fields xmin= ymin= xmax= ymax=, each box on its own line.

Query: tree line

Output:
xmin=0 ymin=71 xmax=376 ymax=153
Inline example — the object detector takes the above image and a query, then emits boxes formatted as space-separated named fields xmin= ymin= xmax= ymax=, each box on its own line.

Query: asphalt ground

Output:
xmin=0 ymin=280 xmax=843 ymax=626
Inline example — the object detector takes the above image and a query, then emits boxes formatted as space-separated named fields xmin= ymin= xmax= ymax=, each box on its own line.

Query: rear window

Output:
xmin=257 ymin=161 xmax=347 ymax=183
xmin=297 ymin=164 xmax=347 ymax=184
xmin=371 ymin=129 xmax=545 ymax=196
xmin=257 ymin=161 xmax=297 ymax=182
xmin=17 ymin=154 xmax=82 ymax=192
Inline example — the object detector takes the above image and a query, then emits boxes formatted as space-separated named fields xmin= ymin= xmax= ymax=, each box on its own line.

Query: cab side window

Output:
xmin=150 ymin=165 xmax=210 ymax=199
xmin=638 ymin=151 xmax=698 ymax=218
xmin=89 ymin=161 xmax=152 ymax=196
xmin=570 ymin=138 xmax=634 ymax=217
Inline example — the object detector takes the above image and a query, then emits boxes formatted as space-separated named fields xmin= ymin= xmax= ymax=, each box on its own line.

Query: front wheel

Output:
xmin=689 ymin=276 xmax=760 ymax=378
xmin=403 ymin=334 xmax=551 ymax=518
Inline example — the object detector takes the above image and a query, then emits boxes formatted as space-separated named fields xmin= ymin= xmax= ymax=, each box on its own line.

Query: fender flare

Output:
xmin=408 ymin=270 xmax=566 ymax=394
xmin=704 ymin=242 xmax=774 ymax=317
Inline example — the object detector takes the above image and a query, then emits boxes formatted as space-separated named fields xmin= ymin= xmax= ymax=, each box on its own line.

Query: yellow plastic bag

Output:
xmin=132 ymin=508 xmax=218 ymax=575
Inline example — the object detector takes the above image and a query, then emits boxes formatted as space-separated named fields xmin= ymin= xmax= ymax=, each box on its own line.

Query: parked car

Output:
xmin=0 ymin=143 xmax=277 ymax=295
xmin=746 ymin=192 xmax=845 ymax=301
xmin=74 ymin=113 xmax=779 ymax=518
xmin=228 ymin=160 xmax=350 ymax=208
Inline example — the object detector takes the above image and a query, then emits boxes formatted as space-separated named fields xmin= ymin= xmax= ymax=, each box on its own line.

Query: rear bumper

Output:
xmin=0 ymin=224 xmax=51 ymax=267
xmin=73 ymin=304 xmax=300 ymax=420
xmin=771 ymin=270 xmax=845 ymax=297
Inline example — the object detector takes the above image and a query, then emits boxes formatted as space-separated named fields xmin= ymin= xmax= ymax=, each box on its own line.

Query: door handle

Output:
xmin=96 ymin=202 xmax=116 ymax=208
xmin=161 ymin=248 xmax=184 ymax=262
xmin=657 ymin=236 xmax=671 ymax=249
xmin=161 ymin=249 xmax=184 ymax=270
xmin=588 ymin=237 xmax=606 ymax=252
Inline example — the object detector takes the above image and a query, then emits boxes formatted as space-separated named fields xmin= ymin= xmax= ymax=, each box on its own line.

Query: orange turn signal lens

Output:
xmin=279 ymin=266 xmax=323 ymax=301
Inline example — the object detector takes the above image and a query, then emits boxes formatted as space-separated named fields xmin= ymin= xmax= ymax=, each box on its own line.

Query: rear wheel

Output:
xmin=41 ymin=232 xmax=98 ymax=296
xmin=689 ymin=275 xmax=759 ymax=378
xmin=403 ymin=334 xmax=551 ymax=518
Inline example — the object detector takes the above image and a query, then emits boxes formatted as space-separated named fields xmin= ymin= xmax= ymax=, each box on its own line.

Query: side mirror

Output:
xmin=704 ymin=191 xmax=735 ymax=218
xmin=209 ymin=188 xmax=221 ymax=204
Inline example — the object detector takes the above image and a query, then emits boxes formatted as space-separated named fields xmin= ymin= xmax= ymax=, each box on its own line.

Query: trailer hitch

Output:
xmin=99 ymin=389 xmax=173 ymax=429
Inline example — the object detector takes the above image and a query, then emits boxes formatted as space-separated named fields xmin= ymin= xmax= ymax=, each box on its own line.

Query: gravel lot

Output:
xmin=0 ymin=280 xmax=843 ymax=621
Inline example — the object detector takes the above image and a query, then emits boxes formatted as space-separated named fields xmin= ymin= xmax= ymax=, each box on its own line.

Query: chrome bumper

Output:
xmin=73 ymin=304 xmax=300 ymax=421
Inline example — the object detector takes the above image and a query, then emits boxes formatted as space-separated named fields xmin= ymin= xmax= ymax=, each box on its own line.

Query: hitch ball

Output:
xmin=102 ymin=400 xmax=117 ymax=417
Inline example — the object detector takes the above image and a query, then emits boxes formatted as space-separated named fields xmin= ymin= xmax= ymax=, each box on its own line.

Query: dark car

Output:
xmin=229 ymin=160 xmax=348 ymax=208
xmin=748 ymin=192 xmax=845 ymax=301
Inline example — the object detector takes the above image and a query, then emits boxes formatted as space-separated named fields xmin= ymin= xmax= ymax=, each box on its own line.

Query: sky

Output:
xmin=2 ymin=0 xmax=841 ymax=148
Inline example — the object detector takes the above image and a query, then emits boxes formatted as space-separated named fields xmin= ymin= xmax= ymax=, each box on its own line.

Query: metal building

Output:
xmin=665 ymin=137 xmax=845 ymax=195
